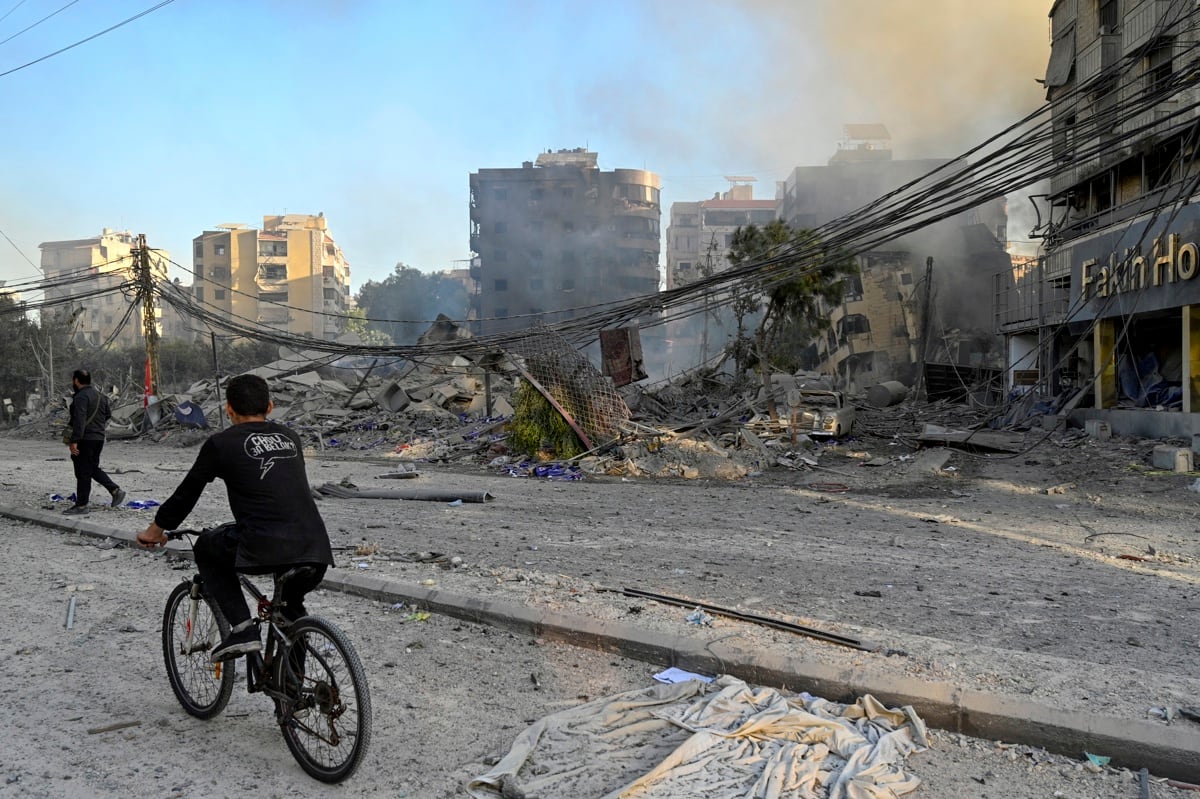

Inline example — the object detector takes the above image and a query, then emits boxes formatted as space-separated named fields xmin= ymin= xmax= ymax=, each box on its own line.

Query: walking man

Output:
xmin=64 ymin=369 xmax=125 ymax=515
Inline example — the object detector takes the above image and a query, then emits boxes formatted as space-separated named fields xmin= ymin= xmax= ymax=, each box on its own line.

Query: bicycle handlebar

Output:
xmin=165 ymin=529 xmax=202 ymax=541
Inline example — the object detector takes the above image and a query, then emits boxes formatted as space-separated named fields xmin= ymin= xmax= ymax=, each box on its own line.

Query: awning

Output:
xmin=1044 ymin=22 xmax=1076 ymax=88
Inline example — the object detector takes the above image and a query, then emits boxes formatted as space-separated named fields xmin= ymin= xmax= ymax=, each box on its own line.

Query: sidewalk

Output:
xmin=5 ymin=502 xmax=1199 ymax=784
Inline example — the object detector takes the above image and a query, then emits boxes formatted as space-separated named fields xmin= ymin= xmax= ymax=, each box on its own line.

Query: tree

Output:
xmin=343 ymin=307 xmax=394 ymax=346
xmin=354 ymin=264 xmax=468 ymax=345
xmin=725 ymin=220 xmax=859 ymax=417
xmin=0 ymin=292 xmax=38 ymax=420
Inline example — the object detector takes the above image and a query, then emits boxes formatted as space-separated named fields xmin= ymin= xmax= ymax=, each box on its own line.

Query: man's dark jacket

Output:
xmin=68 ymin=385 xmax=109 ymax=443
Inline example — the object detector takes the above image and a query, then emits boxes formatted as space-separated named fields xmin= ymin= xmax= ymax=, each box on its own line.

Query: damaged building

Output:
xmin=997 ymin=0 xmax=1200 ymax=437
xmin=665 ymin=126 xmax=1010 ymax=396
xmin=468 ymin=149 xmax=662 ymax=336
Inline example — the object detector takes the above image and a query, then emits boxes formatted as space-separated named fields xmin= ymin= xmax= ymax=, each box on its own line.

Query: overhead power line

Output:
xmin=0 ymin=0 xmax=175 ymax=79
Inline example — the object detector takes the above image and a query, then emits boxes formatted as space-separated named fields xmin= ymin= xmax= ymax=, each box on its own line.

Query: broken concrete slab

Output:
xmin=918 ymin=425 xmax=1025 ymax=453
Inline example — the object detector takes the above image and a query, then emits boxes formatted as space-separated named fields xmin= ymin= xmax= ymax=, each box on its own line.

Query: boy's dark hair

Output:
xmin=73 ymin=369 xmax=91 ymax=386
xmin=225 ymin=374 xmax=270 ymax=416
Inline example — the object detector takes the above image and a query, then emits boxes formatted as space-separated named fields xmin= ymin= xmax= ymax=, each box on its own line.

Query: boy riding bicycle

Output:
xmin=138 ymin=374 xmax=334 ymax=663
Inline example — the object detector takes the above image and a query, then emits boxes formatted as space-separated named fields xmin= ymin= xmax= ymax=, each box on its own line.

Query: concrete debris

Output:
xmin=14 ymin=335 xmax=1189 ymax=486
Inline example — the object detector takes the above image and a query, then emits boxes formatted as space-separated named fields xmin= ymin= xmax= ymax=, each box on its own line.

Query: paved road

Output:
xmin=0 ymin=516 xmax=1173 ymax=798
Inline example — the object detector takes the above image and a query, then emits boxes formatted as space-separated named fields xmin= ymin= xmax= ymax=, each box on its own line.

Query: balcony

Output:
xmin=470 ymin=233 xmax=480 ymax=253
xmin=469 ymin=257 xmax=481 ymax=281
xmin=1124 ymin=0 xmax=1187 ymax=54
xmin=1077 ymin=33 xmax=1120 ymax=85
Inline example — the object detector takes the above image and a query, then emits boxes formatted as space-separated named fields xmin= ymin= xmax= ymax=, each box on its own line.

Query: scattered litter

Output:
xmin=390 ymin=602 xmax=406 ymax=610
xmin=64 ymin=595 xmax=76 ymax=629
xmin=653 ymin=667 xmax=714 ymax=684
xmin=126 ymin=500 xmax=161 ymax=510
xmin=447 ymin=499 xmax=463 ymax=507
xmin=685 ymin=607 xmax=714 ymax=626
xmin=403 ymin=611 xmax=431 ymax=623
xmin=1084 ymin=752 xmax=1111 ymax=767
xmin=855 ymin=590 xmax=883 ymax=598
xmin=354 ymin=562 xmax=370 ymax=570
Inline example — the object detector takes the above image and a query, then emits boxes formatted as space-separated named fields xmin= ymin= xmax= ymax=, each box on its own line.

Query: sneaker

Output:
xmin=210 ymin=625 xmax=261 ymax=664
xmin=110 ymin=488 xmax=126 ymax=508
xmin=62 ymin=505 xmax=89 ymax=516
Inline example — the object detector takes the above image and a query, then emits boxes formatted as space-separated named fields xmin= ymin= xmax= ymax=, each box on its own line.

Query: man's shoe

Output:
xmin=110 ymin=488 xmax=126 ymax=508
xmin=62 ymin=505 xmax=89 ymax=516
xmin=210 ymin=625 xmax=261 ymax=664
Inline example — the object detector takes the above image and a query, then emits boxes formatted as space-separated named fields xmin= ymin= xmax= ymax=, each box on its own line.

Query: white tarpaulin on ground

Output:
xmin=468 ymin=675 xmax=928 ymax=799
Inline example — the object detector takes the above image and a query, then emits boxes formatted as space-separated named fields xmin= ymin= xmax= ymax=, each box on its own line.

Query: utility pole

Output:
xmin=914 ymin=256 xmax=935 ymax=401
xmin=134 ymin=234 xmax=161 ymax=408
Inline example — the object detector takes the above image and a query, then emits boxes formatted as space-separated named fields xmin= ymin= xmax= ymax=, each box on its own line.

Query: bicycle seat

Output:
xmin=274 ymin=565 xmax=320 ymax=589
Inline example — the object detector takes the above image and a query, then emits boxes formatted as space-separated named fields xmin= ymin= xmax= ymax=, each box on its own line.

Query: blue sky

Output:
xmin=0 ymin=0 xmax=1050 ymax=291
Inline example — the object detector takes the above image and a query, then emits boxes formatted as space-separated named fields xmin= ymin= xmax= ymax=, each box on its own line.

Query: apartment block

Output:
xmin=39 ymin=228 xmax=174 ymax=349
xmin=468 ymin=149 xmax=662 ymax=335
xmin=192 ymin=213 xmax=351 ymax=341
xmin=995 ymin=0 xmax=1200 ymax=436
xmin=665 ymin=180 xmax=778 ymax=289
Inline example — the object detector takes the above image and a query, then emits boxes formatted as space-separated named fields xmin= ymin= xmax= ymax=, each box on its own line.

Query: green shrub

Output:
xmin=507 ymin=380 xmax=585 ymax=460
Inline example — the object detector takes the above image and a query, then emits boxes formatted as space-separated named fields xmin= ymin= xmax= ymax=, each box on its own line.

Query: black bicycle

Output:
xmin=160 ymin=529 xmax=372 ymax=783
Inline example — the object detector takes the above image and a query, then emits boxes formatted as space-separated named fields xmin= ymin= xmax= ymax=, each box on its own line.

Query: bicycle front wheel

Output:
xmin=162 ymin=580 xmax=235 ymax=719
xmin=277 ymin=616 xmax=372 ymax=783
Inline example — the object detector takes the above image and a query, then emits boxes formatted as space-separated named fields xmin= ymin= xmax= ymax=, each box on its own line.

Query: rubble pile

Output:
xmin=13 ymin=324 xmax=1160 ymax=482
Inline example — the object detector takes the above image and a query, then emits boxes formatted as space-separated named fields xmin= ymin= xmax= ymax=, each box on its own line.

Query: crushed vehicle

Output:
xmin=788 ymin=389 xmax=855 ymax=438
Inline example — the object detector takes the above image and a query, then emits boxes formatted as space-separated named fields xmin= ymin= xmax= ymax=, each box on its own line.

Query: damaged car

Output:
xmin=788 ymin=389 xmax=854 ymax=438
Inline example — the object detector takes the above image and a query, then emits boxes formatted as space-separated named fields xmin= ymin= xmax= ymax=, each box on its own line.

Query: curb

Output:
xmin=5 ymin=503 xmax=1200 ymax=783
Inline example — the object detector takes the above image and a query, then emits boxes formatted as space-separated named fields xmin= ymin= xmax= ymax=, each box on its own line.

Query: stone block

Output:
xmin=1085 ymin=420 xmax=1111 ymax=439
xmin=1152 ymin=445 xmax=1193 ymax=472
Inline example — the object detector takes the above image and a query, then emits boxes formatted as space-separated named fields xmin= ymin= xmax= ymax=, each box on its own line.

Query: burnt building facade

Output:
xmin=468 ymin=149 xmax=661 ymax=335
xmin=780 ymin=127 xmax=1010 ymax=395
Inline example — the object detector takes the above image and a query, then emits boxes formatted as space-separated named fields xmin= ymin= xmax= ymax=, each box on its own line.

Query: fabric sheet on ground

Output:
xmin=468 ymin=675 xmax=928 ymax=799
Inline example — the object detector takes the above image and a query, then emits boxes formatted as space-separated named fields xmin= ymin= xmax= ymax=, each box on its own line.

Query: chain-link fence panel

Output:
xmin=505 ymin=325 xmax=630 ymax=449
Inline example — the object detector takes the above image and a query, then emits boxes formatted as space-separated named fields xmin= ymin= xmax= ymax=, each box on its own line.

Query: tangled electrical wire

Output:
xmin=6 ymin=4 xmax=1200 ymax=415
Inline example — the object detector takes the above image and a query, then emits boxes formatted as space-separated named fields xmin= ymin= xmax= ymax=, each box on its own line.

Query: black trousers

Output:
xmin=71 ymin=439 xmax=117 ymax=506
xmin=193 ymin=524 xmax=327 ymax=630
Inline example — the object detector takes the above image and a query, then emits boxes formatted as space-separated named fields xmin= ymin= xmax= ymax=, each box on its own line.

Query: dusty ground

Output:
xmin=1 ymin=426 xmax=1198 ymax=797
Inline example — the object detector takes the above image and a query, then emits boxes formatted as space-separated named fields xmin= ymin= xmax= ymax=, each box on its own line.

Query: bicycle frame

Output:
xmin=174 ymin=572 xmax=300 ymax=703
xmin=241 ymin=574 xmax=303 ymax=705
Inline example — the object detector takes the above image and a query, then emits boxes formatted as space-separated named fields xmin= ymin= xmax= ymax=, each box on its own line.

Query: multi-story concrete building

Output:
xmin=39 ymin=228 xmax=174 ymax=349
xmin=665 ymin=180 xmax=778 ymax=290
xmin=774 ymin=127 xmax=1012 ymax=393
xmin=468 ymin=149 xmax=662 ymax=335
xmin=995 ymin=0 xmax=1200 ymax=436
xmin=192 ymin=213 xmax=351 ymax=341
xmin=662 ymin=128 xmax=1010 ymax=394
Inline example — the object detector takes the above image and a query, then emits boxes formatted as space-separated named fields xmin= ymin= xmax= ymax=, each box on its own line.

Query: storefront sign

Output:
xmin=1081 ymin=233 xmax=1200 ymax=300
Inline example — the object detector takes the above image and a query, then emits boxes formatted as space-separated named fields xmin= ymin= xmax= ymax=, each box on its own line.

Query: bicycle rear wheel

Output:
xmin=276 ymin=616 xmax=372 ymax=783
xmin=162 ymin=580 xmax=235 ymax=719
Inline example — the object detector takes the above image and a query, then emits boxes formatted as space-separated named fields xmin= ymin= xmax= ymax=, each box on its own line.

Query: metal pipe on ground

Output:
xmin=316 ymin=483 xmax=495 ymax=503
